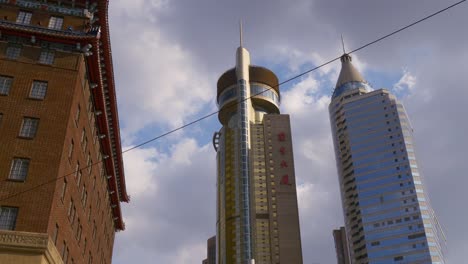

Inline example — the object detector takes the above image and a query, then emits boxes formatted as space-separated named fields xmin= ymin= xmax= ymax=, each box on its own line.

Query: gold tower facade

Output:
xmin=213 ymin=45 xmax=302 ymax=264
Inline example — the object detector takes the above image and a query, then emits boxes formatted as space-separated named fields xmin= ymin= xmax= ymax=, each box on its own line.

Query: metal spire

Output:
xmin=239 ymin=20 xmax=243 ymax=47
xmin=341 ymin=34 xmax=346 ymax=54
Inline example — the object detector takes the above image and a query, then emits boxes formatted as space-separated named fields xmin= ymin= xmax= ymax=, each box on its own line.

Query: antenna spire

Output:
xmin=341 ymin=34 xmax=346 ymax=54
xmin=239 ymin=20 xmax=243 ymax=47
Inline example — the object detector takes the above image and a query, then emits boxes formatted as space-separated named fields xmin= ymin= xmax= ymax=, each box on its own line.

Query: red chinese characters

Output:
xmin=277 ymin=132 xmax=292 ymax=186
xmin=280 ymin=160 xmax=288 ymax=168
xmin=277 ymin=132 xmax=286 ymax=142
xmin=279 ymin=146 xmax=286 ymax=155
xmin=280 ymin=175 xmax=291 ymax=185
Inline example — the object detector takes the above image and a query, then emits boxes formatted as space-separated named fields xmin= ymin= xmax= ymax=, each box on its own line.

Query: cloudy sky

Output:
xmin=107 ymin=0 xmax=468 ymax=263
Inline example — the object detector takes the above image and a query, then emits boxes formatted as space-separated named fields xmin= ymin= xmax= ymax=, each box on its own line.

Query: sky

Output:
xmin=107 ymin=0 xmax=468 ymax=263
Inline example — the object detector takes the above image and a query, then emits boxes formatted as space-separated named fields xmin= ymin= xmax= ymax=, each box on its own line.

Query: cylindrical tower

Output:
xmin=214 ymin=47 xmax=280 ymax=264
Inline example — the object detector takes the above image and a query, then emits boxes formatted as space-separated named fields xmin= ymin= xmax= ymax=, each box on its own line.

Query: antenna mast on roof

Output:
xmin=239 ymin=20 xmax=243 ymax=47
xmin=341 ymin=34 xmax=346 ymax=54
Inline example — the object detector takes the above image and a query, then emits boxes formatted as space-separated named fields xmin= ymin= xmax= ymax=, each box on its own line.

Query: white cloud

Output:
xmin=394 ymin=68 xmax=417 ymax=92
xmin=122 ymin=147 xmax=159 ymax=198
xmin=115 ymin=138 xmax=216 ymax=264
xmin=281 ymin=75 xmax=330 ymax=115
xmin=110 ymin=2 xmax=214 ymax=139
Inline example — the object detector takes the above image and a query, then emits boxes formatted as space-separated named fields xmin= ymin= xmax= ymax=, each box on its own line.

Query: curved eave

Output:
xmin=97 ymin=0 xmax=128 ymax=203
xmin=87 ymin=50 xmax=125 ymax=231
xmin=84 ymin=0 xmax=127 ymax=231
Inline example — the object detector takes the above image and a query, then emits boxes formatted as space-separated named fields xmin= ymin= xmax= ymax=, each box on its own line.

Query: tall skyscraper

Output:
xmin=329 ymin=53 xmax=445 ymax=263
xmin=333 ymin=226 xmax=351 ymax=264
xmin=213 ymin=42 xmax=302 ymax=263
xmin=0 ymin=1 xmax=128 ymax=263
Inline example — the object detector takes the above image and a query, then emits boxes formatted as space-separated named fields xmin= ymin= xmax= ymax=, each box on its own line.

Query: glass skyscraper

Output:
xmin=213 ymin=43 xmax=302 ymax=264
xmin=329 ymin=54 xmax=445 ymax=263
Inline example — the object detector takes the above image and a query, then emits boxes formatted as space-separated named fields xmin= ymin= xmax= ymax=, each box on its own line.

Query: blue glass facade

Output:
xmin=330 ymin=86 xmax=445 ymax=263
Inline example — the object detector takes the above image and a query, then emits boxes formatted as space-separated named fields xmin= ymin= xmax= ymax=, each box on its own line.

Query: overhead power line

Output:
xmin=0 ymin=0 xmax=465 ymax=203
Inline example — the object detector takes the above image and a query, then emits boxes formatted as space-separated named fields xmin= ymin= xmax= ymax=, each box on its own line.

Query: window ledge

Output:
xmin=6 ymin=179 xmax=26 ymax=183
xmin=27 ymin=97 xmax=45 ymax=101
xmin=17 ymin=136 xmax=34 ymax=140
xmin=37 ymin=62 xmax=54 ymax=67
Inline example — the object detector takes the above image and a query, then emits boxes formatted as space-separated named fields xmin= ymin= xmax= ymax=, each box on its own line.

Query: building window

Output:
xmin=30 ymin=81 xmax=48 ymax=99
xmin=61 ymin=179 xmax=67 ymax=201
xmin=74 ymin=162 xmax=80 ymax=179
xmin=87 ymin=153 xmax=92 ymax=174
xmin=5 ymin=45 xmax=21 ymax=60
xmin=53 ymin=223 xmax=59 ymax=245
xmin=77 ymin=169 xmax=82 ymax=186
xmin=0 ymin=207 xmax=18 ymax=230
xmin=16 ymin=11 xmax=32 ymax=24
xmin=48 ymin=16 xmax=63 ymax=30
xmin=68 ymin=140 xmax=74 ymax=160
xmin=0 ymin=76 xmax=13 ymax=95
xmin=9 ymin=158 xmax=30 ymax=181
xmin=76 ymin=218 xmax=81 ymax=240
xmin=68 ymin=199 xmax=73 ymax=216
xmin=83 ymin=238 xmax=87 ymax=254
xmin=92 ymin=221 xmax=96 ymax=239
xmin=19 ymin=117 xmax=39 ymax=138
xmin=81 ymin=185 xmax=87 ymax=206
xmin=62 ymin=241 xmax=69 ymax=264
xmin=70 ymin=206 xmax=76 ymax=226
xmin=39 ymin=50 xmax=55 ymax=65
xmin=75 ymin=105 xmax=81 ymax=127
xmin=82 ymin=135 xmax=88 ymax=153
xmin=81 ymin=128 xmax=87 ymax=150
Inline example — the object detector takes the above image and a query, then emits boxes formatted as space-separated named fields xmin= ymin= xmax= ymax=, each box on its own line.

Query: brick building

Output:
xmin=0 ymin=1 xmax=128 ymax=263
